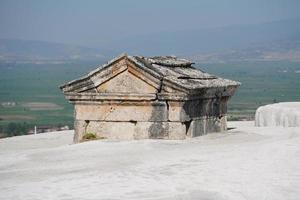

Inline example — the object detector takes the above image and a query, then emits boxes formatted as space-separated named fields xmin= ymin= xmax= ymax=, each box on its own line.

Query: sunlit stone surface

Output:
xmin=255 ymin=102 xmax=300 ymax=127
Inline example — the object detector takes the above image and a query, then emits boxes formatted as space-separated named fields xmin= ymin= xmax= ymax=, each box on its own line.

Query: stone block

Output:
xmin=75 ymin=121 xmax=188 ymax=142
xmin=75 ymin=101 xmax=168 ymax=122
xmin=74 ymin=120 xmax=87 ymax=143
xmin=167 ymin=99 xmax=227 ymax=122
xmin=187 ymin=119 xmax=206 ymax=137
xmin=186 ymin=116 xmax=227 ymax=137
xmin=168 ymin=101 xmax=190 ymax=122
xmin=86 ymin=121 xmax=136 ymax=140
xmin=167 ymin=122 xmax=186 ymax=139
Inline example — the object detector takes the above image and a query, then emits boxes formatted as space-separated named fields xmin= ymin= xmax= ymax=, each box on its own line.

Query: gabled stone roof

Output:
xmin=60 ymin=53 xmax=240 ymax=97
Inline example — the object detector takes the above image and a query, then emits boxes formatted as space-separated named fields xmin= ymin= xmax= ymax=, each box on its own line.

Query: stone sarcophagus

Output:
xmin=60 ymin=54 xmax=240 ymax=142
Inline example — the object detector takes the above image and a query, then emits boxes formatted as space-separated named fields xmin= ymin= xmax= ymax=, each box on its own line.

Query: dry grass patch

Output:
xmin=82 ymin=132 xmax=106 ymax=142
xmin=0 ymin=115 xmax=35 ymax=121
xmin=22 ymin=102 xmax=63 ymax=111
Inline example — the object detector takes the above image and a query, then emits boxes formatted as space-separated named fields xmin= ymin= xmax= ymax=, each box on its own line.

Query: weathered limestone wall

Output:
xmin=167 ymin=97 xmax=228 ymax=121
xmin=187 ymin=116 xmax=227 ymax=137
xmin=75 ymin=120 xmax=186 ymax=140
xmin=73 ymin=96 xmax=229 ymax=142
xmin=74 ymin=116 xmax=226 ymax=142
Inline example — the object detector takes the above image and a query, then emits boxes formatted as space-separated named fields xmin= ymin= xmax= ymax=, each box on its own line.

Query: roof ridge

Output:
xmin=143 ymin=55 xmax=194 ymax=67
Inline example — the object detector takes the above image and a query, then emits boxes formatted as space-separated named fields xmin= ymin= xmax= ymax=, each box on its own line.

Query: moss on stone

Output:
xmin=82 ymin=132 xmax=97 ymax=140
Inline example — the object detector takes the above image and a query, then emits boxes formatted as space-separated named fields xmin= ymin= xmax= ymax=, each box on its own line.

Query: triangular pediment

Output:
xmin=87 ymin=57 xmax=161 ymax=94
xmin=96 ymin=69 xmax=158 ymax=93
xmin=62 ymin=54 xmax=235 ymax=95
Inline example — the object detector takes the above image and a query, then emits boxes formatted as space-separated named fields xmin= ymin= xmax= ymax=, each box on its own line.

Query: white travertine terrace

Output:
xmin=255 ymin=102 xmax=300 ymax=127
xmin=1 ymin=121 xmax=300 ymax=199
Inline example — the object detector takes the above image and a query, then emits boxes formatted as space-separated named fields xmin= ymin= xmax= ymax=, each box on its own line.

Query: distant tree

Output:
xmin=5 ymin=122 xmax=31 ymax=137
xmin=6 ymin=123 xmax=17 ymax=137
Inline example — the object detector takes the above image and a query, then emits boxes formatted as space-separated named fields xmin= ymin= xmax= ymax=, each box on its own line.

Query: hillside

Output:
xmin=105 ymin=18 xmax=300 ymax=56
xmin=0 ymin=39 xmax=112 ymax=63
xmin=0 ymin=121 xmax=300 ymax=200
xmin=189 ymin=39 xmax=300 ymax=63
xmin=1 ymin=19 xmax=300 ymax=63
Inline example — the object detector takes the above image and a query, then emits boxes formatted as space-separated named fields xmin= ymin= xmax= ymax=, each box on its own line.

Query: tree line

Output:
xmin=0 ymin=122 xmax=32 ymax=137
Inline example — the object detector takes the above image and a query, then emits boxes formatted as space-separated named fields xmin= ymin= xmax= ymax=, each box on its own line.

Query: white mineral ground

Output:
xmin=255 ymin=102 xmax=300 ymax=127
xmin=0 ymin=121 xmax=300 ymax=200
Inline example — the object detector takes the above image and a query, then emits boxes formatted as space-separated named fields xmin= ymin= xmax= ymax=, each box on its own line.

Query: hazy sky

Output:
xmin=0 ymin=0 xmax=299 ymax=47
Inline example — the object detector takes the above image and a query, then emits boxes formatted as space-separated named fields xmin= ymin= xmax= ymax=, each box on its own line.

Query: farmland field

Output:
xmin=0 ymin=61 xmax=300 ymax=136
xmin=200 ymin=61 xmax=300 ymax=120
xmin=0 ymin=62 xmax=98 ymax=136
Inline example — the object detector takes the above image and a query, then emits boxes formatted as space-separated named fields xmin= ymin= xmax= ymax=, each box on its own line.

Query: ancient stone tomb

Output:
xmin=60 ymin=54 xmax=240 ymax=142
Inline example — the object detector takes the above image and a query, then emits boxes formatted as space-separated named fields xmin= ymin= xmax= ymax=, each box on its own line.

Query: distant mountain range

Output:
xmin=0 ymin=39 xmax=112 ymax=63
xmin=1 ymin=18 xmax=300 ymax=63
xmin=107 ymin=18 xmax=300 ymax=56
xmin=189 ymin=39 xmax=300 ymax=63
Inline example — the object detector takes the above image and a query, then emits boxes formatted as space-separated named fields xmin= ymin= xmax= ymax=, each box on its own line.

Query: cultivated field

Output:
xmin=22 ymin=102 xmax=63 ymax=111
